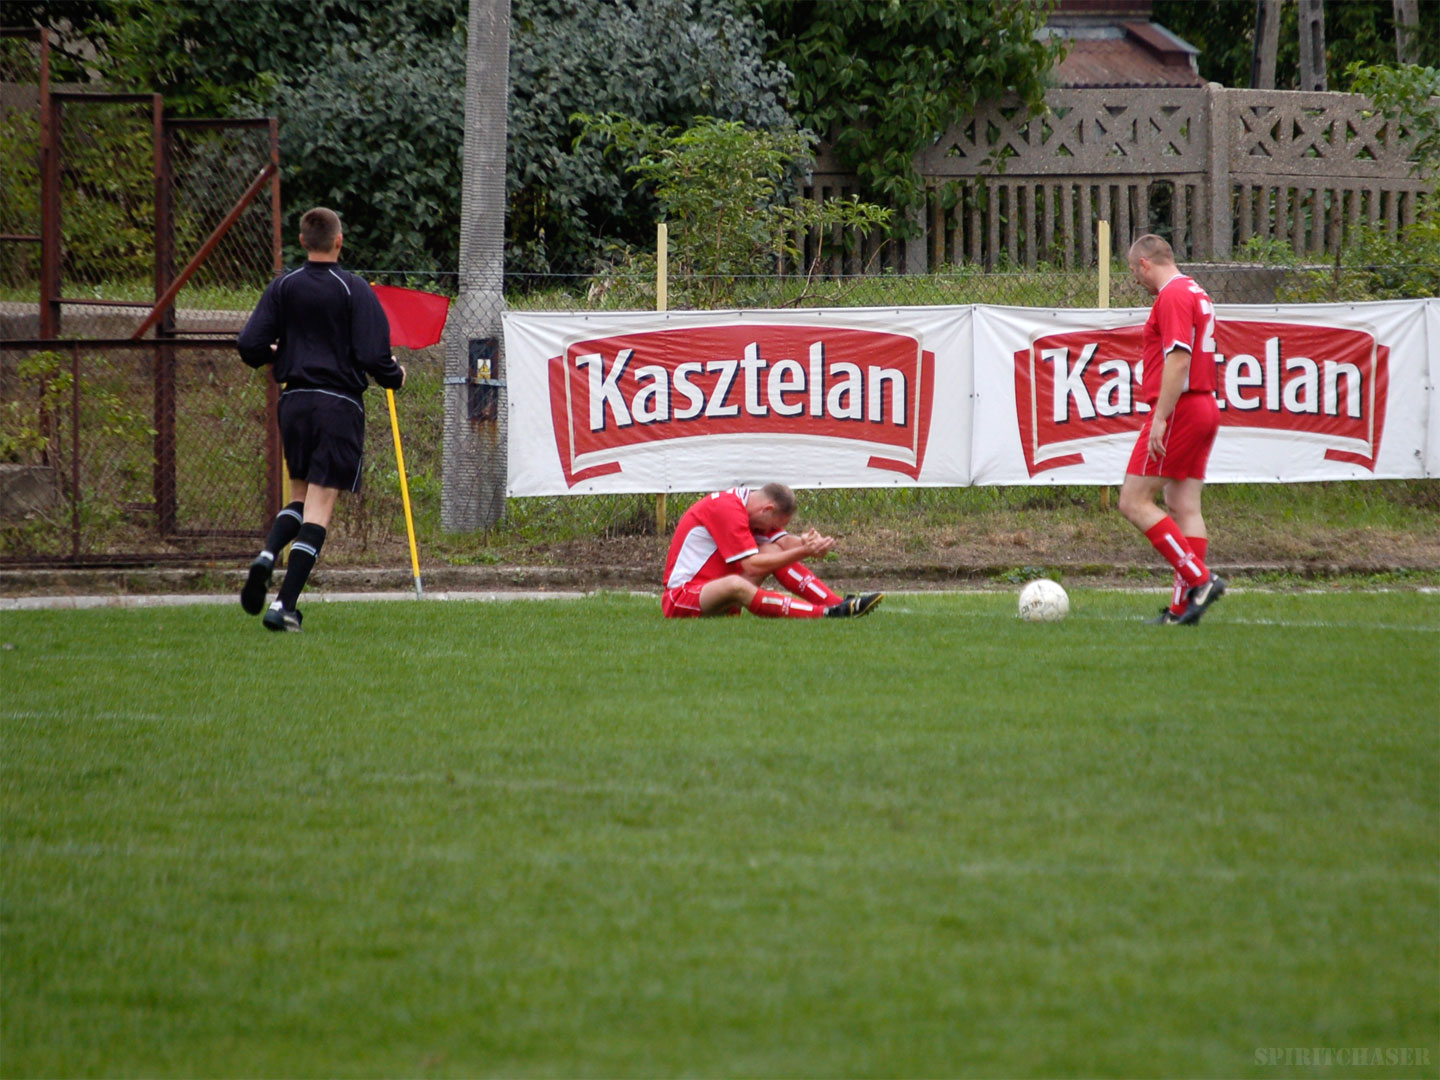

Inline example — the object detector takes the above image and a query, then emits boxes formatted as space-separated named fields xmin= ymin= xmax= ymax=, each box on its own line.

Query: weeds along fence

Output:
xmin=3 ymin=261 xmax=1438 ymax=568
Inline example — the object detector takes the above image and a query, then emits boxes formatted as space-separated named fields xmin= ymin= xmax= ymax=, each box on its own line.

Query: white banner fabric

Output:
xmin=504 ymin=299 xmax=1435 ymax=495
xmin=973 ymin=298 xmax=1433 ymax=485
xmin=503 ymin=306 xmax=972 ymax=496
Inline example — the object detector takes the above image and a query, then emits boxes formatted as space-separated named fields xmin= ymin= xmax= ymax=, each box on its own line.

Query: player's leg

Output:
xmin=1162 ymin=477 xmax=1209 ymax=617
xmin=241 ymin=478 xmax=306 ymax=615
xmin=762 ymin=534 xmax=845 ymax=606
xmin=265 ymin=483 xmax=338 ymax=631
xmin=243 ymin=399 xmax=310 ymax=615
xmin=264 ymin=396 xmax=363 ymax=631
xmin=700 ymin=574 xmax=827 ymax=618
xmin=1119 ymin=471 xmax=1207 ymax=610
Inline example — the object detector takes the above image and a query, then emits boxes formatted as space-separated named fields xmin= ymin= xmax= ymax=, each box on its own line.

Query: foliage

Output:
xmin=1346 ymin=61 xmax=1440 ymax=178
xmin=263 ymin=31 xmax=466 ymax=271
xmin=81 ymin=0 xmax=464 ymax=119
xmin=576 ymin=114 xmax=891 ymax=308
xmin=756 ymin=0 xmax=1063 ymax=225
xmin=507 ymin=0 xmax=792 ymax=274
xmin=1153 ymin=0 xmax=1440 ymax=89
xmin=0 ymin=350 xmax=154 ymax=550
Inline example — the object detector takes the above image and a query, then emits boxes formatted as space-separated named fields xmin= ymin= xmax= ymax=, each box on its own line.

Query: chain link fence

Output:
xmin=1 ymin=339 xmax=272 ymax=564
xmin=0 ymin=30 xmax=42 ymax=305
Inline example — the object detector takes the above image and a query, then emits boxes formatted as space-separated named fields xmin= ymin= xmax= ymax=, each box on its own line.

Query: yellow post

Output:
xmin=1097 ymin=218 xmax=1112 ymax=512
xmin=1097 ymin=219 xmax=1111 ymax=310
xmin=386 ymin=387 xmax=424 ymax=598
xmin=655 ymin=222 xmax=669 ymax=536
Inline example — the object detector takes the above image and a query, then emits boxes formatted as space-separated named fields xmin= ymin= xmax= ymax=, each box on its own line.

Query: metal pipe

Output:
xmin=130 ymin=161 xmax=277 ymax=340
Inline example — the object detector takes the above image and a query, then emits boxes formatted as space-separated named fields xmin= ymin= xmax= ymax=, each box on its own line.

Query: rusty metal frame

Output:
xmin=3 ymin=46 xmax=285 ymax=565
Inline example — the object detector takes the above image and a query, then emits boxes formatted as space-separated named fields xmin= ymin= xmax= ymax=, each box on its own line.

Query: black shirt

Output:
xmin=238 ymin=261 xmax=404 ymax=398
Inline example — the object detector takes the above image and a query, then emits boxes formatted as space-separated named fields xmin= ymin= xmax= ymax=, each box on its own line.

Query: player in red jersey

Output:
xmin=661 ymin=483 xmax=883 ymax=619
xmin=1117 ymin=235 xmax=1226 ymax=626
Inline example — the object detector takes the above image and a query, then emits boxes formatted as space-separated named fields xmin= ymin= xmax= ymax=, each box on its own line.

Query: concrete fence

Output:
xmin=803 ymin=85 xmax=1432 ymax=273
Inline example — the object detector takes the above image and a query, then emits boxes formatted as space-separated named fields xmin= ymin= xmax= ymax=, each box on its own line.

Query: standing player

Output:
xmin=236 ymin=207 xmax=405 ymax=631
xmin=662 ymin=484 xmax=883 ymax=619
xmin=1117 ymin=234 xmax=1226 ymax=626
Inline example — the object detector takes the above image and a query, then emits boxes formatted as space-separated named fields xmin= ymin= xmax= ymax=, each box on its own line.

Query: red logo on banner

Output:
xmin=548 ymin=324 xmax=935 ymax=487
xmin=1012 ymin=320 xmax=1389 ymax=476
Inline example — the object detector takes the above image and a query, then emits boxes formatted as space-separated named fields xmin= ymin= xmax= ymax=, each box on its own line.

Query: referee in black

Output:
xmin=237 ymin=207 xmax=405 ymax=631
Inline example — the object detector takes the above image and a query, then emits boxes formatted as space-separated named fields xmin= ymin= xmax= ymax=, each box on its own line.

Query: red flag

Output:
xmin=372 ymin=284 xmax=451 ymax=349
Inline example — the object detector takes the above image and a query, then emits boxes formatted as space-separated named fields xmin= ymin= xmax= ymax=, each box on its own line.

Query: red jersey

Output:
xmin=1140 ymin=274 xmax=1218 ymax=404
xmin=663 ymin=487 xmax=759 ymax=589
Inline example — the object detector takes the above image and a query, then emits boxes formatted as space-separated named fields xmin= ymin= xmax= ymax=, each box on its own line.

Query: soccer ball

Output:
xmin=1018 ymin=579 xmax=1069 ymax=622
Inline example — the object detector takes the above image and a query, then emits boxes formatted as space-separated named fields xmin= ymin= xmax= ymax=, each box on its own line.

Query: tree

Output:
xmin=265 ymin=31 xmax=466 ymax=271
xmin=1152 ymin=0 xmax=1439 ymax=89
xmin=506 ymin=0 xmax=792 ymax=274
xmin=755 ymin=0 xmax=1062 ymax=223
xmin=578 ymin=114 xmax=892 ymax=308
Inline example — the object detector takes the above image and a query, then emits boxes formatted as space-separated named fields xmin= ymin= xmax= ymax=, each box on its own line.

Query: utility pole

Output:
xmin=1251 ymin=0 xmax=1280 ymax=89
xmin=445 ymin=0 xmax=511 ymax=531
xmin=1297 ymin=0 xmax=1327 ymax=92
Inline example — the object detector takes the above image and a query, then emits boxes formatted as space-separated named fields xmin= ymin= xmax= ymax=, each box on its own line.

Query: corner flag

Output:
xmin=373 ymin=284 xmax=451 ymax=349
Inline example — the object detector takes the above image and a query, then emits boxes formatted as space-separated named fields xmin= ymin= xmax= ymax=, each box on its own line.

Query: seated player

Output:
xmin=661 ymin=483 xmax=883 ymax=619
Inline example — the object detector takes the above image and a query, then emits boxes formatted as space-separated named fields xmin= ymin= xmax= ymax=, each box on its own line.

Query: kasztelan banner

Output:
xmin=503 ymin=298 xmax=1435 ymax=496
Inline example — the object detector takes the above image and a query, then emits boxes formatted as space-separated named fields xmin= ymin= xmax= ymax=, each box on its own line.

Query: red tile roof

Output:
xmin=1052 ymin=23 xmax=1205 ymax=88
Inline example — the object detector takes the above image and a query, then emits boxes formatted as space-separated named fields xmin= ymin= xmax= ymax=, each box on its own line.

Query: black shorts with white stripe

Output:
xmin=277 ymin=388 xmax=367 ymax=492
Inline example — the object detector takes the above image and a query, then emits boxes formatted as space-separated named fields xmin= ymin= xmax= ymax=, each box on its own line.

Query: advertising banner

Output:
xmin=504 ymin=307 xmax=972 ymax=495
xmin=504 ymin=299 xmax=1434 ymax=495
xmin=974 ymin=299 xmax=1432 ymax=485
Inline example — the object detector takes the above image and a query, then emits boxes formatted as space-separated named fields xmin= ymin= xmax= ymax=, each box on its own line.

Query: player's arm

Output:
xmin=237 ymin=282 xmax=281 ymax=368
xmin=351 ymin=282 xmax=406 ymax=390
xmin=1147 ymin=344 xmax=1192 ymax=458
xmin=735 ymin=528 xmax=833 ymax=577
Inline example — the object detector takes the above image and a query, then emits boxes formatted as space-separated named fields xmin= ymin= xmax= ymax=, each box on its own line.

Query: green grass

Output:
xmin=3 ymin=591 xmax=1437 ymax=1078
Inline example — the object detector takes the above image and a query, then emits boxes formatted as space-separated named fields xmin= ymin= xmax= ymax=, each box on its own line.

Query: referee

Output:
xmin=237 ymin=207 xmax=405 ymax=632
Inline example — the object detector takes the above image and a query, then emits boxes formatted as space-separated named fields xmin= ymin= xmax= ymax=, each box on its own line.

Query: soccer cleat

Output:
xmin=1177 ymin=574 xmax=1226 ymax=626
xmin=240 ymin=556 xmax=273 ymax=615
xmin=1146 ymin=606 xmax=1185 ymax=626
xmin=824 ymin=592 xmax=885 ymax=618
xmin=262 ymin=603 xmax=303 ymax=633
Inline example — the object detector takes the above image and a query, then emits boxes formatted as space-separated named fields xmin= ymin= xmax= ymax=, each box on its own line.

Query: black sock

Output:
xmin=258 ymin=501 xmax=304 ymax=565
xmin=275 ymin=522 xmax=326 ymax=611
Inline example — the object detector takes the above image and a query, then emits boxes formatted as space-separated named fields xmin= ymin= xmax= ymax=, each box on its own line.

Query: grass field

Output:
xmin=2 ymin=591 xmax=1437 ymax=1078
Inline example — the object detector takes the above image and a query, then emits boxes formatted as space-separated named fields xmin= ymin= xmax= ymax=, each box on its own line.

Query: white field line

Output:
xmin=3 ymin=585 xmax=1437 ymax=613
xmin=882 ymin=605 xmax=1440 ymax=633
xmin=0 ymin=590 xmax=596 ymax=611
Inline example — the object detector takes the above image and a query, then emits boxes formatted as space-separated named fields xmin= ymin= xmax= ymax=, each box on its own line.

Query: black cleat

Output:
xmin=824 ymin=592 xmax=885 ymax=618
xmin=262 ymin=603 xmax=303 ymax=633
xmin=1177 ymin=574 xmax=1226 ymax=626
xmin=1146 ymin=606 xmax=1185 ymax=626
xmin=240 ymin=557 xmax=273 ymax=615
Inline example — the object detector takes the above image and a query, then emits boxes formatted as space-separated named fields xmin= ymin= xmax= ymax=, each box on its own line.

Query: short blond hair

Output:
xmin=1129 ymin=234 xmax=1175 ymax=265
xmin=761 ymin=482 xmax=797 ymax=516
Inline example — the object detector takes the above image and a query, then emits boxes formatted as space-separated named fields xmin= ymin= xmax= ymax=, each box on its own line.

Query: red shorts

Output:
xmin=1127 ymin=392 xmax=1220 ymax=480
xmin=661 ymin=581 xmax=706 ymax=618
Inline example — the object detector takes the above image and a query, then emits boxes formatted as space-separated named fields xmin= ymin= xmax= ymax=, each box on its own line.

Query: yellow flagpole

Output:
xmin=386 ymin=387 xmax=423 ymax=598
xmin=655 ymin=221 xmax=669 ymax=535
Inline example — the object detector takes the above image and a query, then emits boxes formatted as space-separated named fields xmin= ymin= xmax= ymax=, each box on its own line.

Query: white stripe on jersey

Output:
xmin=665 ymin=525 xmax=757 ymax=588
xmin=666 ymin=487 xmax=757 ymax=589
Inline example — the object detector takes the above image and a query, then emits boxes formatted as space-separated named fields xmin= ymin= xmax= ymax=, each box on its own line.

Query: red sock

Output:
xmin=747 ymin=587 xmax=826 ymax=618
xmin=1170 ymin=536 xmax=1209 ymax=615
xmin=775 ymin=561 xmax=844 ymax=606
xmin=1144 ymin=517 xmax=1208 ymax=588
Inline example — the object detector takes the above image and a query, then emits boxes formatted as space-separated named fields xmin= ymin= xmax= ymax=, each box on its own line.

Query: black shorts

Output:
xmin=277 ymin=389 xmax=366 ymax=492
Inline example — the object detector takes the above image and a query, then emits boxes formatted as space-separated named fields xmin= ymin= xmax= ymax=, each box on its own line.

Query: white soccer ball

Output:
xmin=1018 ymin=578 xmax=1069 ymax=622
